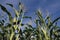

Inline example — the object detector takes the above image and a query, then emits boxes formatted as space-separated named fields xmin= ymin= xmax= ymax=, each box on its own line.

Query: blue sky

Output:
xmin=0 ymin=0 xmax=60 ymax=26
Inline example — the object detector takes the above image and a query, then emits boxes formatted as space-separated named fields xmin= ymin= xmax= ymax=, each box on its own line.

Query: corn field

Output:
xmin=0 ymin=2 xmax=60 ymax=40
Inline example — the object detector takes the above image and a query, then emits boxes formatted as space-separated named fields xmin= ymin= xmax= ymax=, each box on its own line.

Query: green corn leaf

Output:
xmin=21 ymin=23 xmax=24 ymax=26
xmin=6 ymin=3 xmax=20 ymax=18
xmin=23 ymin=16 xmax=32 ymax=19
xmin=0 ymin=4 xmax=11 ymax=16
xmin=13 ymin=8 xmax=19 ymax=17
xmin=49 ymin=17 xmax=60 ymax=28
xmin=0 ymin=4 xmax=7 ymax=12
xmin=6 ymin=3 xmax=13 ymax=7
xmin=10 ymin=32 xmax=14 ymax=40
xmin=37 ymin=10 xmax=45 ymax=24
xmin=41 ymin=27 xmax=49 ymax=40
xmin=0 ymin=4 xmax=12 ymax=23
xmin=19 ymin=2 xmax=24 ymax=15
xmin=26 ymin=24 xmax=33 ymax=28
xmin=45 ymin=15 xmax=52 ymax=29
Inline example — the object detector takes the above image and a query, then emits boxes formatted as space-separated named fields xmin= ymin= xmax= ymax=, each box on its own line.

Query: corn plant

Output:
xmin=0 ymin=2 xmax=60 ymax=40
xmin=0 ymin=2 xmax=25 ymax=40
xmin=18 ymin=10 xmax=60 ymax=40
xmin=34 ymin=10 xmax=60 ymax=40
